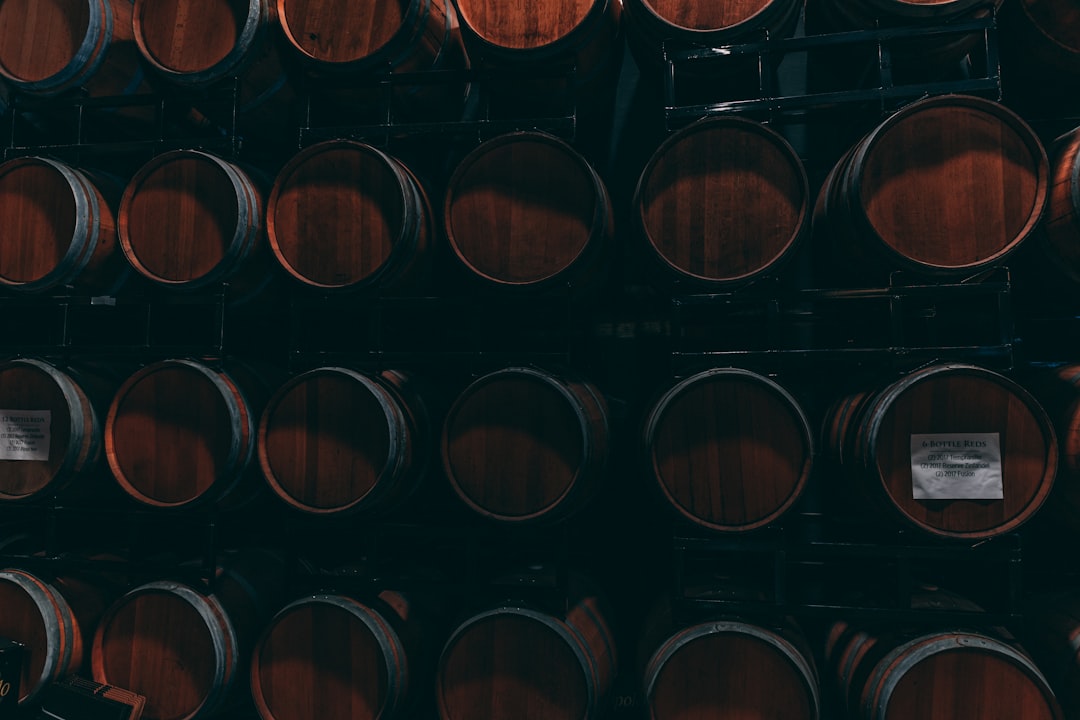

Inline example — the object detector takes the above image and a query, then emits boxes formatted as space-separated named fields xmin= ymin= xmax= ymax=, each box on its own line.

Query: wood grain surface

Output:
xmin=441 ymin=368 xmax=607 ymax=523
xmin=636 ymin=117 xmax=807 ymax=286
xmin=258 ymin=367 xmax=426 ymax=515
xmin=106 ymin=361 xmax=251 ymax=508
xmin=830 ymin=364 xmax=1057 ymax=539
xmin=268 ymin=142 xmax=431 ymax=292
xmin=454 ymin=0 xmax=595 ymax=49
xmin=0 ymin=570 xmax=79 ymax=704
xmin=817 ymin=95 xmax=1047 ymax=277
xmin=0 ymin=157 xmax=120 ymax=292
xmin=135 ymin=0 xmax=243 ymax=73
xmin=93 ymin=588 xmax=227 ymax=720
xmin=644 ymin=369 xmax=813 ymax=532
xmin=645 ymin=624 xmax=818 ymax=720
xmin=278 ymin=0 xmax=405 ymax=62
xmin=437 ymin=597 xmax=616 ymax=720
xmin=120 ymin=152 xmax=258 ymax=287
xmin=858 ymin=634 xmax=1061 ymax=720
xmin=0 ymin=361 xmax=88 ymax=501
xmin=638 ymin=0 xmax=773 ymax=30
xmin=444 ymin=133 xmax=609 ymax=288
xmin=0 ymin=0 xmax=92 ymax=83
xmin=251 ymin=596 xmax=404 ymax=720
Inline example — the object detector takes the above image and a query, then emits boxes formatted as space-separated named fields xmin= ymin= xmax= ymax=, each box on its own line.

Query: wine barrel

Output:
xmin=250 ymin=591 xmax=417 ymax=720
xmin=444 ymin=132 xmax=612 ymax=291
xmin=131 ymin=0 xmax=296 ymax=134
xmin=441 ymin=366 xmax=609 ymax=524
xmin=623 ymin=0 xmax=802 ymax=70
xmin=436 ymin=581 xmax=617 ymax=719
xmin=258 ymin=367 xmax=429 ymax=516
xmin=92 ymin=550 xmax=285 ymax=720
xmin=0 ymin=0 xmax=148 ymax=99
xmin=839 ymin=630 xmax=1061 ymax=720
xmin=634 ymin=117 xmax=809 ymax=289
xmin=118 ymin=150 xmax=270 ymax=295
xmin=0 ymin=568 xmax=85 ymax=704
xmin=813 ymin=94 xmax=1049 ymax=281
xmin=642 ymin=368 xmax=814 ymax=532
xmin=0 ymin=358 xmax=116 ymax=503
xmin=276 ymin=0 xmax=468 ymax=115
xmin=450 ymin=0 xmax=622 ymax=107
xmin=643 ymin=618 xmax=820 ymax=719
xmin=105 ymin=359 xmax=262 ymax=510
xmin=0 ymin=156 xmax=125 ymax=294
xmin=824 ymin=363 xmax=1057 ymax=540
xmin=266 ymin=142 xmax=433 ymax=293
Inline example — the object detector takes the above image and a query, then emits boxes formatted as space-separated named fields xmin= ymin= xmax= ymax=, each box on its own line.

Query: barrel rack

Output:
xmin=0 ymin=6 xmax=1078 ymax=719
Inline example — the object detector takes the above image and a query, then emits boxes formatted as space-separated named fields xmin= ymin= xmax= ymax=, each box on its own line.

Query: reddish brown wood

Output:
xmin=0 ymin=157 xmax=122 ymax=293
xmin=643 ymin=618 xmax=819 ymax=720
xmin=92 ymin=550 xmax=284 ymax=720
xmin=635 ymin=117 xmax=809 ymax=288
xmin=436 ymin=578 xmax=616 ymax=719
xmin=441 ymin=367 xmax=608 ymax=523
xmin=0 ymin=0 xmax=152 ymax=100
xmin=814 ymin=95 xmax=1048 ymax=278
xmin=0 ymin=569 xmax=82 ymax=704
xmin=643 ymin=368 xmax=813 ymax=532
xmin=1022 ymin=365 xmax=1080 ymax=531
xmin=105 ymin=360 xmax=259 ymax=509
xmin=119 ymin=150 xmax=267 ymax=291
xmin=855 ymin=633 xmax=1060 ymax=720
xmin=132 ymin=0 xmax=296 ymax=136
xmin=0 ymin=359 xmax=107 ymax=502
xmin=250 ymin=591 xmax=416 ymax=720
xmin=823 ymin=363 xmax=1058 ymax=539
xmin=624 ymin=0 xmax=801 ymax=69
xmin=258 ymin=367 xmax=428 ymax=516
xmin=1041 ymin=128 xmax=1080 ymax=280
xmin=444 ymin=132 xmax=612 ymax=290
xmin=267 ymin=142 xmax=432 ymax=293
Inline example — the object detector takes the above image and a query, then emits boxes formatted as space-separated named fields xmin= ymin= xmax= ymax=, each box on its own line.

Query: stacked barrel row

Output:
xmin=6 ymin=91 xmax=1080 ymax=299
xmin=3 ymin=548 xmax=1080 ymax=720
xmin=1 ymin=353 xmax=1077 ymax=541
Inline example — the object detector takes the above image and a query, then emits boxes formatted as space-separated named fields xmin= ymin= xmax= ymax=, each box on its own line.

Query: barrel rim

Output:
xmin=643 ymin=619 xmax=821 ymax=720
xmin=633 ymin=115 xmax=810 ymax=287
xmin=626 ymin=0 xmax=795 ymax=42
xmin=0 ymin=357 xmax=91 ymax=502
xmin=643 ymin=367 xmax=815 ymax=532
xmin=133 ymin=0 xmax=267 ymax=86
xmin=251 ymin=593 xmax=407 ymax=720
xmin=276 ymin=0 xmax=426 ymax=70
xmin=453 ymin=0 xmax=612 ymax=58
xmin=846 ymin=93 xmax=1049 ymax=273
xmin=860 ymin=630 xmax=1062 ymax=720
xmin=861 ymin=362 xmax=1059 ymax=539
xmin=0 ymin=0 xmax=111 ymax=95
xmin=118 ymin=149 xmax=261 ymax=289
xmin=257 ymin=366 xmax=407 ymax=515
xmin=105 ymin=359 xmax=252 ymax=509
xmin=440 ymin=365 xmax=606 ymax=523
xmin=91 ymin=580 xmax=239 ymax=720
xmin=443 ymin=130 xmax=610 ymax=289
xmin=266 ymin=140 xmax=418 ymax=291
xmin=0 ymin=568 xmax=76 ymax=704
xmin=436 ymin=606 xmax=597 ymax=719
xmin=0 ymin=156 xmax=101 ymax=291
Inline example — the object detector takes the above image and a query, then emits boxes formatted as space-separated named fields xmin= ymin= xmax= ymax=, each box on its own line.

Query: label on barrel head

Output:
xmin=0 ymin=410 xmax=50 ymax=461
xmin=910 ymin=433 xmax=1003 ymax=500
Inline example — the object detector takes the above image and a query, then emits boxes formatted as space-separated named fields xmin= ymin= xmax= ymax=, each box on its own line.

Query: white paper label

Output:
xmin=910 ymin=433 xmax=1002 ymax=500
xmin=0 ymin=410 xmax=51 ymax=461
